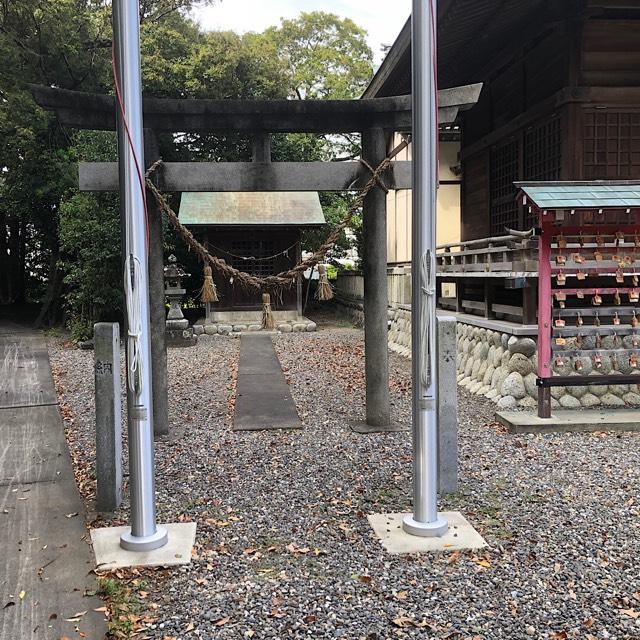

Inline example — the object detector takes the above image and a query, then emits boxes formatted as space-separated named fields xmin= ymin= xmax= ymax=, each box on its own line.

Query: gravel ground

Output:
xmin=48 ymin=324 xmax=640 ymax=640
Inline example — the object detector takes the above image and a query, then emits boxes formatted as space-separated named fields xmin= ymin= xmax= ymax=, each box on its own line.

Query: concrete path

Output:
xmin=234 ymin=333 xmax=301 ymax=431
xmin=0 ymin=322 xmax=106 ymax=639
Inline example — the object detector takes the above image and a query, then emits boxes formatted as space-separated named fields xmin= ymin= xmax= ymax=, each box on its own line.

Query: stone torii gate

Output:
xmin=31 ymin=83 xmax=480 ymax=433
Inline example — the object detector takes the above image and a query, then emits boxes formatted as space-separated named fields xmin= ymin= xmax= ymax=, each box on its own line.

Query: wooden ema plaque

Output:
xmin=535 ymin=207 xmax=640 ymax=417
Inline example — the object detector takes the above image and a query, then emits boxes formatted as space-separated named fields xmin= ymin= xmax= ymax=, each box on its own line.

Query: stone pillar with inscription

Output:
xmin=94 ymin=322 xmax=123 ymax=512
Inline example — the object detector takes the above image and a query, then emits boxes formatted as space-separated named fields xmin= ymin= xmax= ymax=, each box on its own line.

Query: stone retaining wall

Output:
xmin=456 ymin=324 xmax=640 ymax=409
xmin=332 ymin=293 xmax=365 ymax=327
xmin=387 ymin=306 xmax=640 ymax=409
xmin=388 ymin=306 xmax=412 ymax=358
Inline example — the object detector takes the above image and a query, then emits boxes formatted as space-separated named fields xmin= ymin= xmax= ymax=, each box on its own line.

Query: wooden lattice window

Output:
xmin=490 ymin=138 xmax=519 ymax=235
xmin=230 ymin=239 xmax=276 ymax=277
xmin=524 ymin=115 xmax=562 ymax=180
xmin=583 ymin=111 xmax=640 ymax=179
xmin=522 ymin=114 xmax=562 ymax=227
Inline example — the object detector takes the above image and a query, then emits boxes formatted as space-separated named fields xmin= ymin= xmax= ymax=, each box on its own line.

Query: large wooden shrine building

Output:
xmin=459 ymin=0 xmax=640 ymax=240
xmin=370 ymin=0 xmax=640 ymax=239
xmin=367 ymin=0 xmax=640 ymax=324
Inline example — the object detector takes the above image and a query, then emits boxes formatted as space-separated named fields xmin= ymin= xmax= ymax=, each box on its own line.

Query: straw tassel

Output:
xmin=315 ymin=263 xmax=333 ymax=301
xmin=262 ymin=292 xmax=275 ymax=330
xmin=200 ymin=265 xmax=218 ymax=303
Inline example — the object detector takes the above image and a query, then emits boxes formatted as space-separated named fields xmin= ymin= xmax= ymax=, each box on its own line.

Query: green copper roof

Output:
xmin=515 ymin=181 xmax=640 ymax=210
xmin=178 ymin=192 xmax=325 ymax=227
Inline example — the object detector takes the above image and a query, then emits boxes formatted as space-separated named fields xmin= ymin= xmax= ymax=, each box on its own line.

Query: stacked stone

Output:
xmin=388 ymin=307 xmax=412 ymax=358
xmin=331 ymin=294 xmax=365 ymax=327
xmin=200 ymin=321 xmax=317 ymax=336
xmin=455 ymin=323 xmax=640 ymax=409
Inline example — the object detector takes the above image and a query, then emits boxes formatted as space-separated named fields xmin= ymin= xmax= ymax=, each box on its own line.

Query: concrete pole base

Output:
xmin=120 ymin=525 xmax=168 ymax=551
xmin=402 ymin=514 xmax=448 ymax=537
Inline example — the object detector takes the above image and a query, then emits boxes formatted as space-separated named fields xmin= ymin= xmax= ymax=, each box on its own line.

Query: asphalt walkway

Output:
xmin=234 ymin=333 xmax=301 ymax=431
xmin=0 ymin=322 xmax=106 ymax=639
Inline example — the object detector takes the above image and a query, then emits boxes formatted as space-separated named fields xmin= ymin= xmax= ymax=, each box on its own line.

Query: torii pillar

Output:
xmin=362 ymin=127 xmax=391 ymax=429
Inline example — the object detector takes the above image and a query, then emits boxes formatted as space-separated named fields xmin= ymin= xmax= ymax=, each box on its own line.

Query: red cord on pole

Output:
xmin=111 ymin=39 xmax=150 ymax=250
xmin=430 ymin=0 xmax=440 ymax=186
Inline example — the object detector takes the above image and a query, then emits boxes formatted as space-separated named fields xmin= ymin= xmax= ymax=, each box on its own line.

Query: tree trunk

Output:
xmin=8 ymin=217 xmax=21 ymax=302
xmin=0 ymin=212 xmax=10 ymax=304
xmin=16 ymin=217 xmax=27 ymax=304
xmin=34 ymin=246 xmax=63 ymax=327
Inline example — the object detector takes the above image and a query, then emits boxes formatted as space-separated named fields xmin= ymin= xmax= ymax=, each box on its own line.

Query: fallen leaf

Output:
xmin=3 ymin=602 xmax=15 ymax=609
xmin=621 ymin=608 xmax=640 ymax=619
xmin=214 ymin=617 xmax=231 ymax=626
xmin=18 ymin=591 xmax=25 ymax=600
xmin=392 ymin=616 xmax=414 ymax=628
xmin=185 ymin=621 xmax=194 ymax=631
xmin=473 ymin=558 xmax=491 ymax=568
xmin=65 ymin=512 xmax=78 ymax=519
xmin=550 ymin=632 xmax=567 ymax=640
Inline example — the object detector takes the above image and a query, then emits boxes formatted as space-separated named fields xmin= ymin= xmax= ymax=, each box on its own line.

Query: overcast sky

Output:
xmin=192 ymin=0 xmax=411 ymax=64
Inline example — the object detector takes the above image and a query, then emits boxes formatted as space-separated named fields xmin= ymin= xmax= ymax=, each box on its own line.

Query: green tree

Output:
xmin=263 ymin=12 xmax=373 ymax=100
xmin=0 ymin=5 xmax=372 ymax=330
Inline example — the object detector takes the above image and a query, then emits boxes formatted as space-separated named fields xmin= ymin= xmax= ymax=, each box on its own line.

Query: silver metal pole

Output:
xmin=403 ymin=0 xmax=448 ymax=537
xmin=114 ymin=0 xmax=167 ymax=551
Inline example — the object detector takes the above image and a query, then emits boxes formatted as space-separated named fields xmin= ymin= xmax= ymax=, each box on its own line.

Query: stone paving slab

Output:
xmin=234 ymin=334 xmax=301 ymax=431
xmin=91 ymin=523 xmax=197 ymax=570
xmin=496 ymin=409 xmax=640 ymax=434
xmin=0 ymin=331 xmax=57 ymax=409
xmin=0 ymin=405 xmax=68 ymax=486
xmin=0 ymin=478 xmax=106 ymax=639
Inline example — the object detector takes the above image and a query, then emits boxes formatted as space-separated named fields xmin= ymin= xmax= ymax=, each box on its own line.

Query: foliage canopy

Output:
xmin=0 ymin=1 xmax=373 ymax=335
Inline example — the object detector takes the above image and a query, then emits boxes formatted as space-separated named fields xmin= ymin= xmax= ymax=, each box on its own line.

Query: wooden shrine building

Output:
xmin=366 ymin=0 xmax=640 ymax=326
xmin=178 ymin=191 xmax=325 ymax=315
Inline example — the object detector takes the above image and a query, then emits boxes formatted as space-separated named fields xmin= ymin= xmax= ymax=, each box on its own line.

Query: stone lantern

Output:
xmin=164 ymin=254 xmax=196 ymax=347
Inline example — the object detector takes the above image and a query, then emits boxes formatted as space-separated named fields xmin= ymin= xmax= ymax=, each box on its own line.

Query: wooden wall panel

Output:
xmin=525 ymin=30 xmax=567 ymax=106
xmin=461 ymin=151 xmax=490 ymax=241
xmin=463 ymin=27 xmax=570 ymax=147
xmin=203 ymin=228 xmax=299 ymax=311
xmin=582 ymin=20 xmax=640 ymax=86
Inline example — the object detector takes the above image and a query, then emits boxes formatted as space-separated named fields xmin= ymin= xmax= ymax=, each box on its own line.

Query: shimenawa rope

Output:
xmin=144 ymin=138 xmax=409 ymax=294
